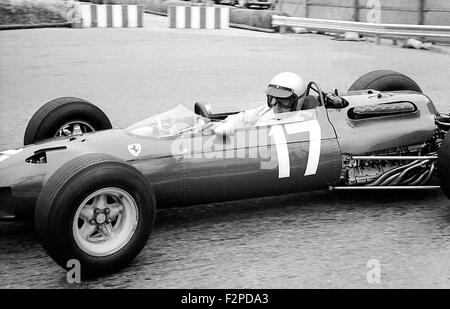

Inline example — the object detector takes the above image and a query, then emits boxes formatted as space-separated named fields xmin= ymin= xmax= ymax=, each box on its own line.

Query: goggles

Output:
xmin=267 ymin=92 xmax=305 ymax=108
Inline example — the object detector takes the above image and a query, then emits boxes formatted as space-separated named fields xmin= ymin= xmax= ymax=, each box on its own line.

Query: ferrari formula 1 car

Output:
xmin=1 ymin=70 xmax=449 ymax=277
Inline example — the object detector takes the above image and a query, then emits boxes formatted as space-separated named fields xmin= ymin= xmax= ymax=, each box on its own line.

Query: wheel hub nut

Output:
xmin=96 ymin=213 xmax=107 ymax=224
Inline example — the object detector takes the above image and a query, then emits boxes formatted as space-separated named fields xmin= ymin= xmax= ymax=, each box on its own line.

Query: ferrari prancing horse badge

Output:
xmin=128 ymin=144 xmax=142 ymax=157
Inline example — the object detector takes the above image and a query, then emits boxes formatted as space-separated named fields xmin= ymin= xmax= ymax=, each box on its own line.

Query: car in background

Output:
xmin=213 ymin=0 xmax=274 ymax=9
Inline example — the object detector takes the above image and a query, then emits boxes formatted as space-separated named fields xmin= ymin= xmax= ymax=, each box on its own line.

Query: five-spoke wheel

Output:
xmin=73 ymin=188 xmax=139 ymax=257
xmin=35 ymin=154 xmax=156 ymax=278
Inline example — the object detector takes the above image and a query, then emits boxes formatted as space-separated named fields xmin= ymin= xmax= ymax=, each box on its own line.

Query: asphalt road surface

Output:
xmin=1 ymin=14 xmax=450 ymax=288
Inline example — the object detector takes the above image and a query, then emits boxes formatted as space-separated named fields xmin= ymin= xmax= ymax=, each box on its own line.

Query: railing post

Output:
xmin=305 ymin=0 xmax=310 ymax=18
xmin=376 ymin=35 xmax=381 ymax=45
xmin=278 ymin=0 xmax=283 ymax=12
xmin=354 ymin=0 xmax=359 ymax=22
xmin=418 ymin=0 xmax=425 ymax=42
xmin=418 ymin=0 xmax=425 ymax=25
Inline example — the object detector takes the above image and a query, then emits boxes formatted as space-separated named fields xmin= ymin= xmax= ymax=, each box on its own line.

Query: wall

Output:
xmin=0 ymin=0 xmax=70 ymax=25
xmin=276 ymin=0 xmax=450 ymax=25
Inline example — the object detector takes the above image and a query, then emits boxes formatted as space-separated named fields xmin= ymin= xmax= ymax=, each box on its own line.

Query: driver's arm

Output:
xmin=215 ymin=106 xmax=269 ymax=136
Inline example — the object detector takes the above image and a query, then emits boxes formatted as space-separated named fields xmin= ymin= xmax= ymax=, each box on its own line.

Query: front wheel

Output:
xmin=24 ymin=97 xmax=112 ymax=145
xmin=438 ymin=133 xmax=450 ymax=199
xmin=35 ymin=153 xmax=156 ymax=278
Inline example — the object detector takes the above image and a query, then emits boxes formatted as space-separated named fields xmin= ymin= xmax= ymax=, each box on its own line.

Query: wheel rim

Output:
xmin=72 ymin=187 xmax=139 ymax=257
xmin=55 ymin=120 xmax=95 ymax=137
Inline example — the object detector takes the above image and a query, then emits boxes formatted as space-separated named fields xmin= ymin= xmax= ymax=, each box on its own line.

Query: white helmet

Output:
xmin=265 ymin=72 xmax=306 ymax=99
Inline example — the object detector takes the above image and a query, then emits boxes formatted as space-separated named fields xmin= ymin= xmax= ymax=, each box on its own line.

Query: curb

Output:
xmin=0 ymin=22 xmax=72 ymax=31
xmin=144 ymin=9 xmax=167 ymax=17
xmin=229 ymin=23 xmax=274 ymax=33
xmin=144 ymin=10 xmax=275 ymax=33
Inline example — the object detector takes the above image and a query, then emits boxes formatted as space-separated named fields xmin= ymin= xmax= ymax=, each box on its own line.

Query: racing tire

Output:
xmin=437 ymin=133 xmax=450 ymax=199
xmin=24 ymin=97 xmax=112 ymax=145
xmin=34 ymin=153 xmax=156 ymax=278
xmin=348 ymin=70 xmax=422 ymax=93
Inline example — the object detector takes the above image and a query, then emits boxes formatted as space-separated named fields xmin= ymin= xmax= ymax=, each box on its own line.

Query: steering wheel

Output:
xmin=194 ymin=102 xmax=212 ymax=118
xmin=305 ymin=81 xmax=325 ymax=106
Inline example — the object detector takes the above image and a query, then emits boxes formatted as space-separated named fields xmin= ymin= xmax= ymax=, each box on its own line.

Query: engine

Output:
xmin=342 ymin=127 xmax=446 ymax=187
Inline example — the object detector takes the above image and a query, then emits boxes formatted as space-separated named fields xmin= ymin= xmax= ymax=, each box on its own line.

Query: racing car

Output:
xmin=1 ymin=70 xmax=449 ymax=277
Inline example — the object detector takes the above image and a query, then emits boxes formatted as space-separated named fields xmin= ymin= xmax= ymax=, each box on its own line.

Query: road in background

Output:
xmin=1 ymin=14 xmax=450 ymax=288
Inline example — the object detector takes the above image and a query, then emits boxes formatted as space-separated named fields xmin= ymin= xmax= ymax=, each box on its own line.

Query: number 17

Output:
xmin=268 ymin=120 xmax=322 ymax=178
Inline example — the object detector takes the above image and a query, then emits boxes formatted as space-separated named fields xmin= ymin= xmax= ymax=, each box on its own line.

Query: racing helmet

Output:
xmin=265 ymin=72 xmax=307 ymax=110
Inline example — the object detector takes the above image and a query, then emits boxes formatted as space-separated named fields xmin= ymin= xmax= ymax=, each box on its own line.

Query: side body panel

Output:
xmin=2 ymin=106 xmax=345 ymax=218
xmin=328 ymin=91 xmax=438 ymax=154
xmin=175 ymin=106 xmax=342 ymax=206
xmin=0 ymin=130 xmax=185 ymax=218
xmin=2 ymin=91 xmax=439 ymax=219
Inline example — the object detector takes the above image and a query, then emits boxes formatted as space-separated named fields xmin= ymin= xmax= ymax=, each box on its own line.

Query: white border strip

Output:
xmin=97 ymin=5 xmax=107 ymax=28
xmin=81 ymin=4 xmax=91 ymax=28
xmin=128 ymin=5 xmax=138 ymax=28
xmin=205 ymin=6 xmax=214 ymax=29
xmin=175 ymin=6 xmax=185 ymax=28
xmin=191 ymin=6 xmax=200 ymax=29
xmin=112 ymin=5 xmax=123 ymax=28
xmin=220 ymin=7 xmax=229 ymax=29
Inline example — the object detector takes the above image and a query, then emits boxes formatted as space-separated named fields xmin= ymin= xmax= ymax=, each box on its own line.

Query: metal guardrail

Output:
xmin=272 ymin=15 xmax=450 ymax=44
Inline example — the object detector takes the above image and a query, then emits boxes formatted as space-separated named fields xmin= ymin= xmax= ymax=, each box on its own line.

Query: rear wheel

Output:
xmin=35 ymin=153 xmax=156 ymax=278
xmin=438 ymin=134 xmax=450 ymax=199
xmin=348 ymin=70 xmax=422 ymax=93
xmin=24 ymin=97 xmax=112 ymax=145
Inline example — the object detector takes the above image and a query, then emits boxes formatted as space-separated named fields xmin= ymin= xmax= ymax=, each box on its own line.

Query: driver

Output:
xmin=215 ymin=72 xmax=307 ymax=136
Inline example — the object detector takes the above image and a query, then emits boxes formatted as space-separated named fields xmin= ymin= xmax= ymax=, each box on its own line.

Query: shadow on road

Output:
xmin=154 ymin=189 xmax=450 ymax=229
xmin=2 ymin=188 xmax=448 ymax=241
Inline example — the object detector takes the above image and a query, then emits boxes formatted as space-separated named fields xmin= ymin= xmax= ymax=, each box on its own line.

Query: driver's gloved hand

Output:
xmin=325 ymin=92 xmax=346 ymax=108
